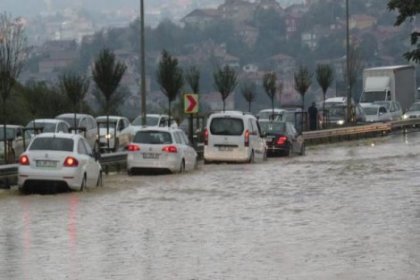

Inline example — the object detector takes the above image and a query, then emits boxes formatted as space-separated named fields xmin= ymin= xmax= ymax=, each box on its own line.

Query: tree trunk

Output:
xmin=322 ymin=91 xmax=326 ymax=129
xmin=168 ymin=99 xmax=171 ymax=127
xmin=271 ymin=99 xmax=274 ymax=121
xmin=3 ymin=100 xmax=7 ymax=164
xmin=223 ymin=98 xmax=226 ymax=112
xmin=302 ymin=95 xmax=305 ymax=132
xmin=248 ymin=101 xmax=251 ymax=113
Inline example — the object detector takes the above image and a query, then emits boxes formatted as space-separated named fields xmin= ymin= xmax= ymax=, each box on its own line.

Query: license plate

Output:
xmin=142 ymin=153 xmax=159 ymax=159
xmin=219 ymin=146 xmax=233 ymax=151
xmin=36 ymin=160 xmax=57 ymax=168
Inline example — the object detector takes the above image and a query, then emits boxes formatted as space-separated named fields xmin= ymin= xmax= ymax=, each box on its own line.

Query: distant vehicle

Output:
xmin=321 ymin=97 xmax=366 ymax=127
xmin=55 ymin=113 xmax=98 ymax=148
xmin=403 ymin=102 xmax=420 ymax=120
xmin=256 ymin=108 xmax=287 ymax=121
xmin=0 ymin=125 xmax=24 ymax=163
xmin=126 ymin=127 xmax=197 ymax=174
xmin=373 ymin=100 xmax=402 ymax=121
xmin=25 ymin=119 xmax=70 ymax=138
xmin=259 ymin=120 xmax=305 ymax=156
xmin=95 ymin=116 xmax=131 ymax=152
xmin=360 ymin=65 xmax=416 ymax=112
xmin=131 ymin=114 xmax=178 ymax=128
xmin=203 ymin=111 xmax=266 ymax=163
xmin=18 ymin=133 xmax=102 ymax=192
xmin=360 ymin=103 xmax=392 ymax=123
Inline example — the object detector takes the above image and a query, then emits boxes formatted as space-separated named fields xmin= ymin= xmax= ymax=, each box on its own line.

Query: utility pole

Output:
xmin=345 ymin=0 xmax=351 ymax=124
xmin=140 ymin=0 xmax=147 ymax=126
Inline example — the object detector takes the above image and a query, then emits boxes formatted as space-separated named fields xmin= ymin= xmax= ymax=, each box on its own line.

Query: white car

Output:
xmin=96 ymin=115 xmax=131 ymax=152
xmin=126 ymin=127 xmax=197 ymax=174
xmin=373 ymin=100 xmax=402 ymax=121
xmin=25 ymin=119 xmax=70 ymax=139
xmin=18 ymin=133 xmax=102 ymax=192
xmin=256 ymin=108 xmax=287 ymax=121
xmin=360 ymin=103 xmax=392 ymax=123
xmin=403 ymin=102 xmax=420 ymax=120
xmin=55 ymin=113 xmax=98 ymax=148
xmin=204 ymin=111 xmax=266 ymax=163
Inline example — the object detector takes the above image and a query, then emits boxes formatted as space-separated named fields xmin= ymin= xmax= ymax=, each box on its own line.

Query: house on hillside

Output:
xmin=38 ymin=40 xmax=79 ymax=74
xmin=350 ymin=14 xmax=377 ymax=30
xmin=218 ymin=0 xmax=255 ymax=23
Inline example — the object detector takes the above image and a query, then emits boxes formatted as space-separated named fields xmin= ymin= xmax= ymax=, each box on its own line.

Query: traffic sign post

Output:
xmin=184 ymin=93 xmax=199 ymax=144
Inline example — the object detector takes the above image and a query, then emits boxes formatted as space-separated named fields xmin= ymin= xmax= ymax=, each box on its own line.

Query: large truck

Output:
xmin=360 ymin=65 xmax=416 ymax=111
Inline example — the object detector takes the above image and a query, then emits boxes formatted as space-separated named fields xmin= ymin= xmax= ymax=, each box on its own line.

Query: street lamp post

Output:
xmin=140 ymin=0 xmax=147 ymax=126
xmin=345 ymin=0 xmax=351 ymax=124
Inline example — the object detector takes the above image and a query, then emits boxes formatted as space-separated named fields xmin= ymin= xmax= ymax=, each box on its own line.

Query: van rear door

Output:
xmin=208 ymin=116 xmax=244 ymax=151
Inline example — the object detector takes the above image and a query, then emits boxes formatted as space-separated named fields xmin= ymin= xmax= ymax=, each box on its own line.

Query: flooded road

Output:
xmin=1 ymin=132 xmax=420 ymax=279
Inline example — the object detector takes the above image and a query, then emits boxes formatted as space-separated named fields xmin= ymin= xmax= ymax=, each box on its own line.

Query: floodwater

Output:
xmin=1 ymin=132 xmax=420 ymax=280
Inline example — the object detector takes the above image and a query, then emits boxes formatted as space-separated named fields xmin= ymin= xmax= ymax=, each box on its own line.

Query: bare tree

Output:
xmin=213 ymin=65 xmax=238 ymax=112
xmin=241 ymin=81 xmax=256 ymax=113
xmin=344 ymin=46 xmax=363 ymax=123
xmin=316 ymin=64 xmax=334 ymax=127
xmin=294 ymin=65 xmax=313 ymax=131
xmin=0 ymin=13 xmax=28 ymax=163
xmin=156 ymin=50 xmax=184 ymax=124
xmin=263 ymin=72 xmax=277 ymax=118
xmin=58 ymin=72 xmax=90 ymax=130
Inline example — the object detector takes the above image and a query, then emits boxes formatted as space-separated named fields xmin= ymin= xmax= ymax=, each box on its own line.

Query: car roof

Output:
xmin=209 ymin=111 xmax=255 ymax=118
xmin=56 ymin=113 xmax=93 ymax=118
xmin=258 ymin=108 xmax=286 ymax=113
xmin=33 ymin=132 xmax=81 ymax=139
xmin=96 ymin=115 xmax=126 ymax=121
xmin=3 ymin=124 xmax=23 ymax=129
xmin=27 ymin=118 xmax=66 ymax=124
xmin=132 ymin=126 xmax=181 ymax=133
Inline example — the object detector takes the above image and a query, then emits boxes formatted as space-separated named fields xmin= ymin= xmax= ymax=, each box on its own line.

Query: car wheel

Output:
xmin=80 ymin=175 xmax=86 ymax=191
xmin=248 ymin=150 xmax=255 ymax=163
xmin=179 ymin=159 xmax=185 ymax=173
xmin=283 ymin=149 xmax=290 ymax=157
xmin=96 ymin=171 xmax=103 ymax=187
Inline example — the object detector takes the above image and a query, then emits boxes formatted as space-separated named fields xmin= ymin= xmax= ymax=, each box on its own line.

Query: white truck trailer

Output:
xmin=360 ymin=65 xmax=416 ymax=112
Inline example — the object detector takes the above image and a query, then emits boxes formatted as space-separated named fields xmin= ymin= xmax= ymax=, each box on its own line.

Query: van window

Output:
xmin=210 ymin=117 xmax=244 ymax=136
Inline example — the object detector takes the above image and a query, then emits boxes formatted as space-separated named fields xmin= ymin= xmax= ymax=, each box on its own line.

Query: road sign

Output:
xmin=184 ymin=93 xmax=199 ymax=114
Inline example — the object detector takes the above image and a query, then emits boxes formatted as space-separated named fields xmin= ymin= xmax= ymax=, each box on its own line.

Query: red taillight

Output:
xmin=244 ymin=129 xmax=250 ymax=147
xmin=162 ymin=145 xmax=177 ymax=153
xmin=127 ymin=144 xmax=140 ymax=152
xmin=19 ymin=155 xmax=30 ymax=165
xmin=204 ymin=128 xmax=208 ymax=145
xmin=277 ymin=136 xmax=288 ymax=145
xmin=64 ymin=156 xmax=79 ymax=167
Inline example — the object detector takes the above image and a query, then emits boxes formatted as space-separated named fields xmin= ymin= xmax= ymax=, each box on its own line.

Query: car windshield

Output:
xmin=29 ymin=137 xmax=74 ymax=152
xmin=259 ymin=122 xmax=286 ymax=134
xmin=374 ymin=101 xmax=390 ymax=110
xmin=57 ymin=117 xmax=79 ymax=127
xmin=408 ymin=103 xmax=420 ymax=112
xmin=98 ymin=121 xmax=117 ymax=129
xmin=210 ymin=117 xmax=244 ymax=136
xmin=363 ymin=107 xmax=379 ymax=116
xmin=326 ymin=106 xmax=346 ymax=118
xmin=0 ymin=128 xmax=16 ymax=141
xmin=26 ymin=122 xmax=57 ymax=133
xmin=133 ymin=131 xmax=172 ymax=144
xmin=258 ymin=111 xmax=284 ymax=120
xmin=132 ymin=116 xmax=160 ymax=126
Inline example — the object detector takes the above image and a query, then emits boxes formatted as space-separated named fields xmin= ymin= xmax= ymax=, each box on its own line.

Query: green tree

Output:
xmin=213 ymin=65 xmax=238 ymax=112
xmin=388 ymin=0 xmax=420 ymax=62
xmin=263 ymin=72 xmax=278 ymax=117
xmin=185 ymin=66 xmax=200 ymax=94
xmin=0 ymin=13 xmax=28 ymax=163
xmin=92 ymin=49 xmax=127 ymax=151
xmin=315 ymin=64 xmax=334 ymax=124
xmin=58 ymin=72 xmax=90 ymax=129
xmin=156 ymin=50 xmax=184 ymax=124
xmin=294 ymin=65 xmax=313 ymax=130
xmin=241 ymin=81 xmax=257 ymax=113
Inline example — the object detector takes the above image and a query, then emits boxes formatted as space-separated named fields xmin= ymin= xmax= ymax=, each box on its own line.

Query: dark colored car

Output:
xmin=259 ymin=121 xmax=305 ymax=157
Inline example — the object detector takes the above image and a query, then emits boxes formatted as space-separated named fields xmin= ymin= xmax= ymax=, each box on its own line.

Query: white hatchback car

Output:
xmin=56 ymin=113 xmax=98 ymax=148
xmin=18 ymin=133 xmax=102 ymax=192
xmin=203 ymin=111 xmax=266 ymax=163
xmin=126 ymin=127 xmax=197 ymax=174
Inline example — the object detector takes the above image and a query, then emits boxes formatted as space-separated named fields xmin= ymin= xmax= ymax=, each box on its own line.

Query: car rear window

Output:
xmin=259 ymin=122 xmax=286 ymax=133
xmin=133 ymin=131 xmax=172 ymax=144
xmin=363 ymin=107 xmax=379 ymax=116
xmin=29 ymin=137 xmax=74 ymax=152
xmin=210 ymin=117 xmax=244 ymax=136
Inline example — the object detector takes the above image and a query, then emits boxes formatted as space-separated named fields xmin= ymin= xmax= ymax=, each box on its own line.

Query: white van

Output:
xmin=203 ymin=111 xmax=266 ymax=163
